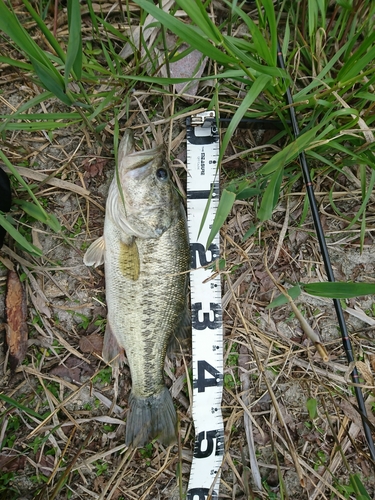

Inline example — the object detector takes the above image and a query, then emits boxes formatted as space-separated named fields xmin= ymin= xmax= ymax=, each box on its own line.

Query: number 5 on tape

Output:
xmin=186 ymin=111 xmax=224 ymax=500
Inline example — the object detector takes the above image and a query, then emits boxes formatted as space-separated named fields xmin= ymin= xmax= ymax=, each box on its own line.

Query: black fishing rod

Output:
xmin=276 ymin=41 xmax=375 ymax=462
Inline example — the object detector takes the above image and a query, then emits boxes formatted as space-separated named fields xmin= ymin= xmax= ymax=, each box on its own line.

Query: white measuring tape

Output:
xmin=186 ymin=111 xmax=224 ymax=500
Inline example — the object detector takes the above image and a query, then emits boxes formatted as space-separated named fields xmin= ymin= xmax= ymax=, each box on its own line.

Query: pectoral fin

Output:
xmin=119 ymin=240 xmax=140 ymax=280
xmin=83 ymin=236 xmax=105 ymax=267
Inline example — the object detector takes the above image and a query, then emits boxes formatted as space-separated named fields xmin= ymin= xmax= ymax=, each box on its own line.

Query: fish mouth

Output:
xmin=122 ymin=146 xmax=165 ymax=175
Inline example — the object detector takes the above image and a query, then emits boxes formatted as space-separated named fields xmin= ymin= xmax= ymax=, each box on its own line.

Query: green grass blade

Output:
xmin=200 ymin=74 xmax=271 ymax=243
xmin=132 ymin=0 xmax=234 ymax=64
xmin=349 ymin=473 xmax=372 ymax=499
xmin=0 ymin=393 xmax=44 ymax=420
xmin=261 ymin=0 xmax=277 ymax=65
xmin=227 ymin=4 xmax=273 ymax=65
xmin=0 ymin=121 xmax=79 ymax=131
xmin=0 ymin=213 xmax=42 ymax=256
xmin=206 ymin=189 xmax=236 ymax=249
xmin=66 ymin=0 xmax=83 ymax=84
xmin=266 ymin=284 xmax=302 ymax=309
xmin=0 ymin=55 xmax=32 ymax=70
xmin=0 ymin=91 xmax=54 ymax=132
xmin=29 ymin=56 xmax=71 ymax=105
xmin=257 ymin=167 xmax=284 ymax=222
xmin=258 ymin=124 xmax=334 ymax=176
xmin=302 ymin=282 xmax=375 ymax=299
xmin=0 ymin=0 xmax=71 ymax=104
xmin=175 ymin=0 xmax=222 ymax=44
xmin=14 ymin=200 xmax=61 ymax=233
xmin=338 ymin=31 xmax=375 ymax=82
xmin=0 ymin=0 xmax=48 ymax=65
xmin=0 ymin=151 xmax=61 ymax=233
xmin=219 ymin=74 xmax=272 ymax=166
xmin=21 ymin=0 xmax=66 ymax=62
xmin=306 ymin=398 xmax=318 ymax=420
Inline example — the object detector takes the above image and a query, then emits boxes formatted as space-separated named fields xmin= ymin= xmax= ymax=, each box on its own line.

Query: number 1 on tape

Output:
xmin=186 ymin=111 xmax=224 ymax=500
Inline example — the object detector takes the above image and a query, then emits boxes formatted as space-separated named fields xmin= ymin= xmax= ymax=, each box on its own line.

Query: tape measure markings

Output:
xmin=186 ymin=111 xmax=224 ymax=500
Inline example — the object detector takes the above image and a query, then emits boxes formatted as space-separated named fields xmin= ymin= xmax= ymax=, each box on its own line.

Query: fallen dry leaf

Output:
xmin=82 ymin=157 xmax=108 ymax=178
xmin=169 ymin=42 xmax=208 ymax=101
xmin=370 ymin=354 xmax=375 ymax=373
xmin=50 ymin=355 xmax=94 ymax=382
xmin=36 ymin=450 xmax=55 ymax=477
xmin=50 ymin=362 xmax=81 ymax=383
xmin=79 ymin=333 xmax=103 ymax=355
xmin=0 ymin=453 xmax=26 ymax=472
xmin=5 ymin=269 xmax=28 ymax=371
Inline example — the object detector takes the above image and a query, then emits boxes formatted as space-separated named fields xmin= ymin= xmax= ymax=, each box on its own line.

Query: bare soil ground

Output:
xmin=1 ymin=8 xmax=375 ymax=500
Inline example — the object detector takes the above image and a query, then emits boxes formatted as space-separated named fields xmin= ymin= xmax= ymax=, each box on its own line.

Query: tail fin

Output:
xmin=126 ymin=387 xmax=177 ymax=447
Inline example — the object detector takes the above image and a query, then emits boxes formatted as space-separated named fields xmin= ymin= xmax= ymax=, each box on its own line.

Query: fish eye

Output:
xmin=156 ymin=167 xmax=169 ymax=181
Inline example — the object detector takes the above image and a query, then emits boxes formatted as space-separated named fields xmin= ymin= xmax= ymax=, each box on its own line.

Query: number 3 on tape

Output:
xmin=186 ymin=111 xmax=224 ymax=500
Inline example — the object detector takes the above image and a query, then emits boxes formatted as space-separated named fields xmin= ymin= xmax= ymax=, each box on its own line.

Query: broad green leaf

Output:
xmin=302 ymin=282 xmax=375 ymax=299
xmin=266 ymin=284 xmax=302 ymax=309
xmin=0 ymin=213 xmax=42 ymax=256
xmin=306 ymin=397 xmax=318 ymax=420
xmin=206 ymin=189 xmax=236 ymax=249
xmin=132 ymin=0 xmax=234 ymax=65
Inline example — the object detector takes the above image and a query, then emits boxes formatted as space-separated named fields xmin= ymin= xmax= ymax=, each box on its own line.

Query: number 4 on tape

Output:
xmin=186 ymin=111 xmax=224 ymax=500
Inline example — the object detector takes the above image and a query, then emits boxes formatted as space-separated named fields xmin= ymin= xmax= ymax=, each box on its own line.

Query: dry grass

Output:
xmin=1 ymin=1 xmax=375 ymax=499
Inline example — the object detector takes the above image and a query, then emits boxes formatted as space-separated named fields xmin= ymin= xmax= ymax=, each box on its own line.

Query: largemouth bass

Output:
xmin=84 ymin=131 xmax=189 ymax=446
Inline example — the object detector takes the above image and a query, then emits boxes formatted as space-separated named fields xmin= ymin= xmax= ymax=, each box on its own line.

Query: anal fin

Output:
xmin=167 ymin=303 xmax=191 ymax=355
xmin=103 ymin=322 xmax=125 ymax=399
xmin=103 ymin=321 xmax=125 ymax=367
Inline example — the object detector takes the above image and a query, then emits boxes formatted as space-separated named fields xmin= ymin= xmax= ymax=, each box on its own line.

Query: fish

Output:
xmin=84 ymin=131 xmax=190 ymax=447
